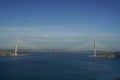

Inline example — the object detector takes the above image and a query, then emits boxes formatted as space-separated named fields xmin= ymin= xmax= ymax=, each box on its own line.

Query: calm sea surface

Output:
xmin=0 ymin=52 xmax=120 ymax=80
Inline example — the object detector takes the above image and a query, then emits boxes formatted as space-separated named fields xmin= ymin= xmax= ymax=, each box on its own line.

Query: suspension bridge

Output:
xmin=0 ymin=37 xmax=120 ymax=57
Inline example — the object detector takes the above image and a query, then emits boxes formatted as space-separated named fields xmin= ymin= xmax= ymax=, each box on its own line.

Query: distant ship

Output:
xmin=93 ymin=39 xmax=120 ymax=59
xmin=52 ymin=52 xmax=56 ymax=55
xmin=54 ymin=53 xmax=57 ymax=55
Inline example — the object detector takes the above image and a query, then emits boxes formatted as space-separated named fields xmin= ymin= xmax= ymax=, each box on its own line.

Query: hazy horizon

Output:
xmin=0 ymin=36 xmax=120 ymax=51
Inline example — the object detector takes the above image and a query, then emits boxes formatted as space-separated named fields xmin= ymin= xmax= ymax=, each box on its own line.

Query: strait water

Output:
xmin=0 ymin=52 xmax=120 ymax=80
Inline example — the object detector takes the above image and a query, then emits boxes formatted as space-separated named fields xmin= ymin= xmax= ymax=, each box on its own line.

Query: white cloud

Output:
xmin=0 ymin=27 xmax=20 ymax=32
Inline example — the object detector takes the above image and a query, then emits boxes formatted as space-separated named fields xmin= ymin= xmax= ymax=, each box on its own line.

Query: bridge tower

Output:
xmin=15 ymin=37 xmax=18 ymax=56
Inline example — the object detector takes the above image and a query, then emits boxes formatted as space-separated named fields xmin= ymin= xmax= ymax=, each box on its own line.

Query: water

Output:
xmin=0 ymin=52 xmax=120 ymax=80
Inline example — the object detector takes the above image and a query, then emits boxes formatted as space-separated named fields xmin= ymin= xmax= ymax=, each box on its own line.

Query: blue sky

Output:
xmin=0 ymin=0 xmax=120 ymax=51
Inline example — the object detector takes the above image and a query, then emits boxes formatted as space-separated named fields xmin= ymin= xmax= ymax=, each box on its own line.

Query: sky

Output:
xmin=0 ymin=0 xmax=120 ymax=51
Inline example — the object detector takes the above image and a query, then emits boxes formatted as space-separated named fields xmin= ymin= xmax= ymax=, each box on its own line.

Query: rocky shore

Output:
xmin=0 ymin=50 xmax=27 ymax=56
xmin=95 ymin=52 xmax=120 ymax=59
